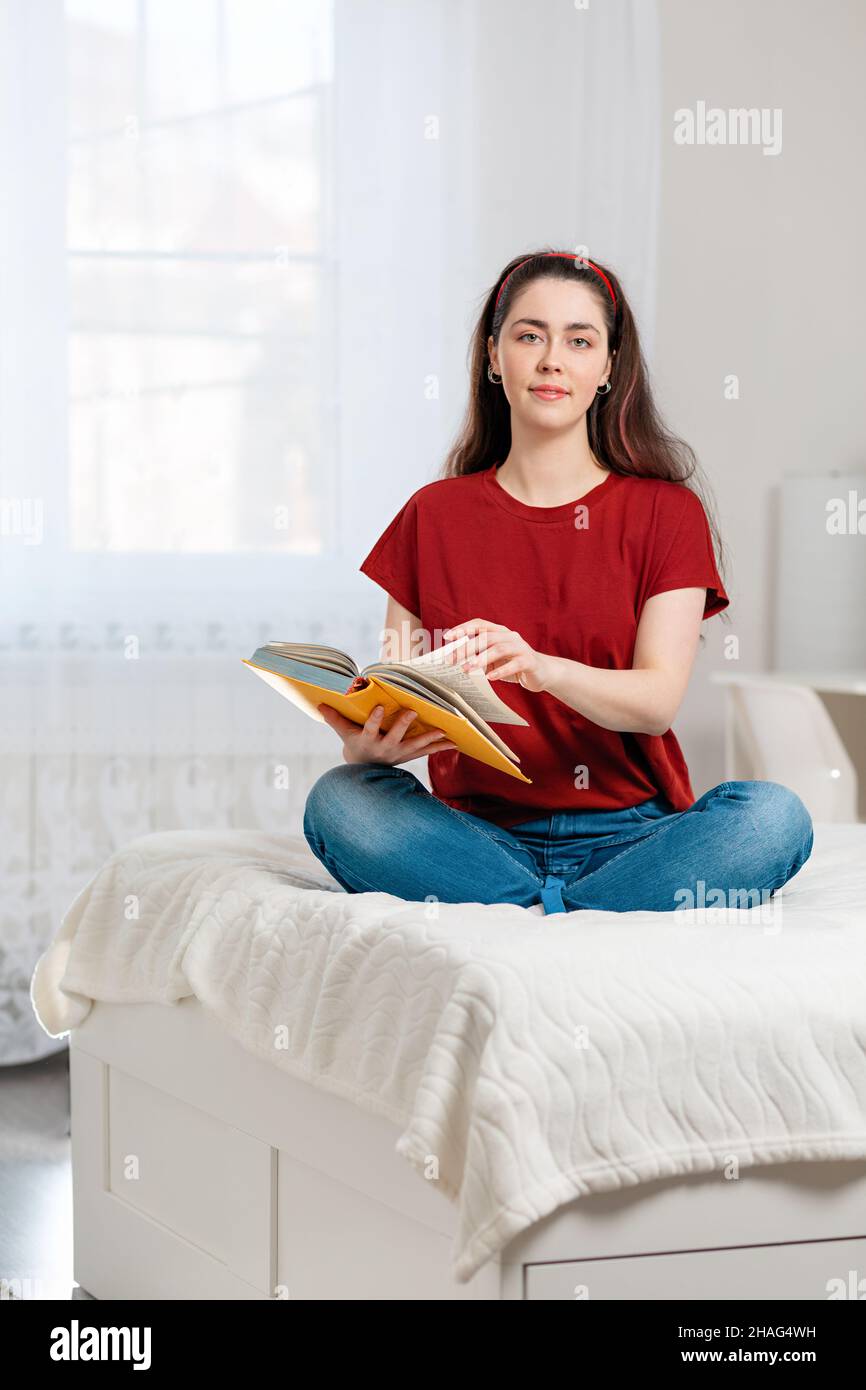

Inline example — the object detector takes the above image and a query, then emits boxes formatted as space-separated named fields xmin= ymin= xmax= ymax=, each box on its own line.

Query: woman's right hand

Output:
xmin=316 ymin=703 xmax=458 ymax=766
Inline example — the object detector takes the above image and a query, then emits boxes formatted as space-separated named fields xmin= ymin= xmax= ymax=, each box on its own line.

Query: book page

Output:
xmin=403 ymin=636 xmax=529 ymax=725
xmin=363 ymin=669 xmax=523 ymax=759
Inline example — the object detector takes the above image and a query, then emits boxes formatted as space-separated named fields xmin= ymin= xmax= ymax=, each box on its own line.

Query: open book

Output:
xmin=242 ymin=637 xmax=532 ymax=783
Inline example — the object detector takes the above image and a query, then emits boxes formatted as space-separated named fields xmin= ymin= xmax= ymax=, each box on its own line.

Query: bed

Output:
xmin=31 ymin=821 xmax=866 ymax=1301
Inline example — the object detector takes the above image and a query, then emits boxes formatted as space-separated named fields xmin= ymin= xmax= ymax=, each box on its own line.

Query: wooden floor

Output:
xmin=0 ymin=1047 xmax=93 ymax=1300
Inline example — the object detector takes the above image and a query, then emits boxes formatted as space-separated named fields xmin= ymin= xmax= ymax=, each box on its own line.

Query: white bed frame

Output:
xmin=69 ymin=997 xmax=866 ymax=1301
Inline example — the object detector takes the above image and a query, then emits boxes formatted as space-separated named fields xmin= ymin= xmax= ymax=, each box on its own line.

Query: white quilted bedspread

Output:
xmin=31 ymin=822 xmax=866 ymax=1284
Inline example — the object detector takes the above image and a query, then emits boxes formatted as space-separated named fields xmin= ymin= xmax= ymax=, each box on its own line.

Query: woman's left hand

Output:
xmin=441 ymin=620 xmax=552 ymax=693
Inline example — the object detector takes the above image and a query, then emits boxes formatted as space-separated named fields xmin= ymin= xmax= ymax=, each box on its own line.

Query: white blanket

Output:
xmin=31 ymin=822 xmax=866 ymax=1284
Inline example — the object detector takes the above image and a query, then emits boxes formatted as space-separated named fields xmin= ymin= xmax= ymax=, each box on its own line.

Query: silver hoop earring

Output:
xmin=596 ymin=381 xmax=611 ymax=395
xmin=487 ymin=365 xmax=502 ymax=384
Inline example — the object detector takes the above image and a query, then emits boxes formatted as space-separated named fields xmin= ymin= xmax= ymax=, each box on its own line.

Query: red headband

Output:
xmin=494 ymin=252 xmax=617 ymax=314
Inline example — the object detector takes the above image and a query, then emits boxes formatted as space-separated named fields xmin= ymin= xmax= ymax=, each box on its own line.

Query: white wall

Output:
xmin=655 ymin=0 xmax=866 ymax=794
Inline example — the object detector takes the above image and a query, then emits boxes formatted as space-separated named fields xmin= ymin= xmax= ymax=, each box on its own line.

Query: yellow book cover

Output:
xmin=242 ymin=640 xmax=532 ymax=784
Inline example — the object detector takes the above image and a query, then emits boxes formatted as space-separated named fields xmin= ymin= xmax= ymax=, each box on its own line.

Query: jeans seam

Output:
xmin=303 ymin=827 xmax=393 ymax=896
xmin=322 ymin=764 xmax=545 ymax=891
xmin=419 ymin=784 xmax=545 ymax=888
xmin=563 ymin=812 xmax=686 ymax=890
xmin=741 ymin=797 xmax=814 ymax=892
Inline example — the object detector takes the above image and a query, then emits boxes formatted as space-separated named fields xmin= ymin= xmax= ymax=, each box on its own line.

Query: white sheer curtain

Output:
xmin=0 ymin=0 xmax=660 ymax=1061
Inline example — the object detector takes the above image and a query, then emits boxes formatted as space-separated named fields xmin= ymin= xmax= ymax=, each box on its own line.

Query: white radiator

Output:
xmin=1 ymin=613 xmax=402 ymax=1063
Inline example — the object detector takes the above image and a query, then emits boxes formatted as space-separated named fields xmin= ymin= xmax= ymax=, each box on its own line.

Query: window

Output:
xmin=66 ymin=0 xmax=335 ymax=554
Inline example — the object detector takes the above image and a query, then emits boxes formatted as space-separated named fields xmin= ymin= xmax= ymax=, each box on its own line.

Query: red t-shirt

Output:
xmin=359 ymin=462 xmax=729 ymax=829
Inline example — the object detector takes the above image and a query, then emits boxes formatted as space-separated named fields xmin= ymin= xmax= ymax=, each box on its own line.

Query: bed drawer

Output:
xmin=525 ymin=1238 xmax=866 ymax=1300
xmin=106 ymin=1066 xmax=273 ymax=1292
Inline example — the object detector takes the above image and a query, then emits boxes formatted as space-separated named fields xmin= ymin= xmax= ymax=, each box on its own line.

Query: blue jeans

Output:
xmin=302 ymin=764 xmax=815 ymax=915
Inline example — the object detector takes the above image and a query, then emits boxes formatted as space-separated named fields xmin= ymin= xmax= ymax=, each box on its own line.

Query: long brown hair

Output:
xmin=441 ymin=248 xmax=728 ymax=600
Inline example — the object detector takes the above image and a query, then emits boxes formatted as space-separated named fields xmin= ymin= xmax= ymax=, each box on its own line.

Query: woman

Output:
xmin=303 ymin=249 xmax=814 ymax=914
